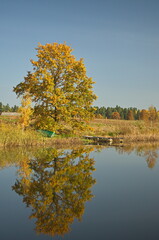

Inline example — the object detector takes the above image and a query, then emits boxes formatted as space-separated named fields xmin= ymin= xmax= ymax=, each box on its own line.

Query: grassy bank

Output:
xmin=88 ymin=118 xmax=159 ymax=142
xmin=1 ymin=115 xmax=159 ymax=147
xmin=0 ymin=123 xmax=83 ymax=148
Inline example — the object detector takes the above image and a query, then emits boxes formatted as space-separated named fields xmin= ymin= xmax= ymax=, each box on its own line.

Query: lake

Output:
xmin=1 ymin=143 xmax=159 ymax=240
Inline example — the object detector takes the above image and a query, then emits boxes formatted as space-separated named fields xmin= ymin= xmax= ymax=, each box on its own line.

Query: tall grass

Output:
xmin=0 ymin=123 xmax=83 ymax=148
xmin=0 ymin=123 xmax=44 ymax=147
xmin=1 ymin=115 xmax=159 ymax=147
xmin=87 ymin=119 xmax=159 ymax=142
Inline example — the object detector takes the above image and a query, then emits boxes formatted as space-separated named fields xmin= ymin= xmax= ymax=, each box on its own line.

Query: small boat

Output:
xmin=37 ymin=129 xmax=56 ymax=138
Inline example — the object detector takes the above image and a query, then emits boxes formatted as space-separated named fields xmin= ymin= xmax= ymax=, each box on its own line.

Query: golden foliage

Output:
xmin=18 ymin=93 xmax=33 ymax=129
xmin=112 ymin=112 xmax=121 ymax=120
xmin=13 ymin=43 xmax=97 ymax=131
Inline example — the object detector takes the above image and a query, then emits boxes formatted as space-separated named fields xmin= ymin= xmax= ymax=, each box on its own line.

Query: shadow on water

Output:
xmin=11 ymin=146 xmax=96 ymax=237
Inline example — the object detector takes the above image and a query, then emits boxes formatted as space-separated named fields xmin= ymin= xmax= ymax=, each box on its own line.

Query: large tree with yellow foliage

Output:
xmin=14 ymin=43 xmax=97 ymax=131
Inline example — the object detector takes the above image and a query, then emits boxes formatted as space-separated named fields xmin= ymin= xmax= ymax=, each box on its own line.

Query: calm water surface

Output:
xmin=1 ymin=144 xmax=159 ymax=239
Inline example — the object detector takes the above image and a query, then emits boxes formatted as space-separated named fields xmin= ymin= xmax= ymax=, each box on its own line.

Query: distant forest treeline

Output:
xmin=0 ymin=102 xmax=19 ymax=113
xmin=0 ymin=102 xmax=158 ymax=121
xmin=94 ymin=105 xmax=159 ymax=121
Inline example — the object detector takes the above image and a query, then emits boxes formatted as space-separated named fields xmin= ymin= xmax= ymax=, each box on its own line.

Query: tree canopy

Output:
xmin=13 ymin=43 xmax=97 ymax=131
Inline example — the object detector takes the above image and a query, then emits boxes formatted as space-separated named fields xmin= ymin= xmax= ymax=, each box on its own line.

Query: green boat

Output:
xmin=37 ymin=129 xmax=56 ymax=138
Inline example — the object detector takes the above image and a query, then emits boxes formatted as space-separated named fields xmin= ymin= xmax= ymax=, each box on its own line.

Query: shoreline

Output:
xmin=1 ymin=134 xmax=159 ymax=148
xmin=1 ymin=116 xmax=159 ymax=148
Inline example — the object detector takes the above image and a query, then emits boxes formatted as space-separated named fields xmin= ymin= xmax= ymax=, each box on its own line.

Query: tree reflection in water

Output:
xmin=12 ymin=147 xmax=96 ymax=237
xmin=144 ymin=150 xmax=158 ymax=168
xmin=116 ymin=143 xmax=159 ymax=168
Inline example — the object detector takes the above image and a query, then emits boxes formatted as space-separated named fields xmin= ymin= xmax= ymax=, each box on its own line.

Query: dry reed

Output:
xmin=1 ymin=116 xmax=159 ymax=148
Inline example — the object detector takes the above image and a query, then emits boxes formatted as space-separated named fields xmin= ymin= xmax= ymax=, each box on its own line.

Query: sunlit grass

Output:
xmin=0 ymin=123 xmax=43 ymax=147
xmin=87 ymin=118 xmax=159 ymax=142
xmin=1 ymin=115 xmax=159 ymax=147
xmin=0 ymin=121 xmax=82 ymax=148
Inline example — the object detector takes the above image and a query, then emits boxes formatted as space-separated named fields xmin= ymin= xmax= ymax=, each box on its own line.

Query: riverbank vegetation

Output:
xmin=1 ymin=114 xmax=159 ymax=147
xmin=89 ymin=118 xmax=159 ymax=142
xmin=0 ymin=116 xmax=83 ymax=147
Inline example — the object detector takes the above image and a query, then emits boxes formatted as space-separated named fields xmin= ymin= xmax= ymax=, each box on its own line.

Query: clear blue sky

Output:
xmin=1 ymin=0 xmax=159 ymax=109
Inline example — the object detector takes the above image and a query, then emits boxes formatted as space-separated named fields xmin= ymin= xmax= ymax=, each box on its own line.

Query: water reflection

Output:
xmin=1 ymin=143 xmax=159 ymax=238
xmin=115 ymin=143 xmax=159 ymax=168
xmin=12 ymin=147 xmax=96 ymax=237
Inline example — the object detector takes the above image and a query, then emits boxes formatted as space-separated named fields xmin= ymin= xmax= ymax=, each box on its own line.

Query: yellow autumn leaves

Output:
xmin=14 ymin=42 xmax=97 ymax=131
